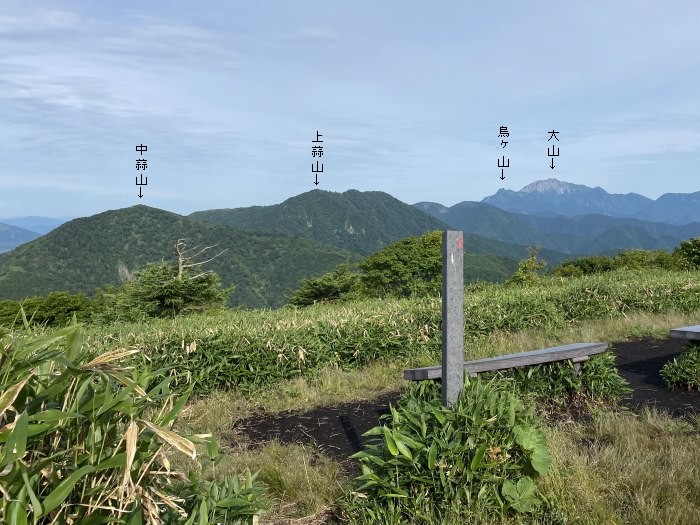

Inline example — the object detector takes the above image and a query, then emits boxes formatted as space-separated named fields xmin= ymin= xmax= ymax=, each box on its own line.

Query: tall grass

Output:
xmin=83 ymin=268 xmax=700 ymax=396
xmin=0 ymin=315 xmax=269 ymax=524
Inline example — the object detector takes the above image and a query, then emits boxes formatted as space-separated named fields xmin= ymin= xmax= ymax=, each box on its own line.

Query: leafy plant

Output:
xmin=505 ymin=246 xmax=547 ymax=286
xmin=341 ymin=377 xmax=553 ymax=523
xmin=673 ymin=237 xmax=700 ymax=269
xmin=481 ymin=351 xmax=632 ymax=405
xmin=286 ymin=263 xmax=362 ymax=306
xmin=97 ymin=260 xmax=233 ymax=322
xmin=165 ymin=469 xmax=270 ymax=525
xmin=0 ymin=312 xmax=269 ymax=524
xmin=0 ymin=292 xmax=93 ymax=329
xmin=77 ymin=267 xmax=700 ymax=397
xmin=660 ymin=342 xmax=700 ymax=390
xmin=357 ymin=230 xmax=443 ymax=299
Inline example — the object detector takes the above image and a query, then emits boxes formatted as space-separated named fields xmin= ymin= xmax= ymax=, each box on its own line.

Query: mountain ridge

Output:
xmin=189 ymin=189 xmax=450 ymax=255
xmin=412 ymin=199 xmax=700 ymax=255
xmin=482 ymin=178 xmax=700 ymax=224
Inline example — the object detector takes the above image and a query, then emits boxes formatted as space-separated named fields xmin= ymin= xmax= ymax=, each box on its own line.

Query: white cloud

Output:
xmin=0 ymin=9 xmax=83 ymax=34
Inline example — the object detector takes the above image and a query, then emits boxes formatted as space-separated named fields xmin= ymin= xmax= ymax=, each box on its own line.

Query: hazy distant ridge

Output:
xmin=482 ymin=178 xmax=700 ymax=224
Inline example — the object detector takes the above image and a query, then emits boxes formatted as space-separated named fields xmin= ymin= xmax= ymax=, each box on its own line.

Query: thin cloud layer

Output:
xmin=0 ymin=1 xmax=698 ymax=218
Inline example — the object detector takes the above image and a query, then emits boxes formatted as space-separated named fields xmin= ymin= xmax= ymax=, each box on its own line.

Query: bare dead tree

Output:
xmin=174 ymin=239 xmax=228 ymax=280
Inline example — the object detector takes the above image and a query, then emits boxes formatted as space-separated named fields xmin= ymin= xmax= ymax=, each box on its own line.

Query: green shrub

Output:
xmin=0 ymin=313 xmax=269 ymax=524
xmin=660 ymin=343 xmax=700 ymax=391
xmin=613 ymin=249 xmax=683 ymax=271
xmin=164 ymin=469 xmax=270 ymax=525
xmin=553 ymin=249 xmax=686 ymax=277
xmin=0 ymin=292 xmax=93 ymax=329
xmin=551 ymin=255 xmax=616 ymax=277
xmin=94 ymin=261 xmax=233 ymax=322
xmin=505 ymin=247 xmax=547 ymax=286
xmin=673 ymin=237 xmax=700 ymax=269
xmin=358 ymin=230 xmax=443 ymax=299
xmin=551 ymin=264 xmax=584 ymax=278
xmin=482 ymin=351 xmax=632 ymax=405
xmin=341 ymin=377 xmax=554 ymax=523
xmin=287 ymin=263 xmax=362 ymax=306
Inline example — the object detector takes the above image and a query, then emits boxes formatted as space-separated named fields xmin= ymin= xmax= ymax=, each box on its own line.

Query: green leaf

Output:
xmin=470 ymin=443 xmax=487 ymax=471
xmin=502 ymin=479 xmax=517 ymax=501
xmin=362 ymin=426 xmax=383 ymax=437
xmin=94 ymin=453 xmax=127 ymax=472
xmin=27 ymin=409 xmax=82 ymax=422
xmin=382 ymin=426 xmax=398 ymax=457
xmin=393 ymin=435 xmax=413 ymax=461
xmin=127 ymin=505 xmax=144 ymax=525
xmin=7 ymin=498 xmax=28 ymax=525
xmin=21 ymin=465 xmax=44 ymax=518
xmin=3 ymin=410 xmax=28 ymax=465
xmin=427 ymin=442 xmax=437 ymax=470
xmin=159 ymin=387 xmax=193 ymax=427
xmin=40 ymin=465 xmax=96 ymax=517
xmin=198 ymin=499 xmax=208 ymax=525
xmin=206 ymin=436 xmax=220 ymax=460
xmin=530 ymin=445 xmax=552 ymax=476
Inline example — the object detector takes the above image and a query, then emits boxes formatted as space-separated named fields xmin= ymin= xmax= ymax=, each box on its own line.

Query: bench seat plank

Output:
xmin=669 ymin=325 xmax=700 ymax=341
xmin=404 ymin=342 xmax=608 ymax=381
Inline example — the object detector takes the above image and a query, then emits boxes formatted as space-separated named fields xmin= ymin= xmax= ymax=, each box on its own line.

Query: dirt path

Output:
xmin=233 ymin=337 xmax=700 ymax=471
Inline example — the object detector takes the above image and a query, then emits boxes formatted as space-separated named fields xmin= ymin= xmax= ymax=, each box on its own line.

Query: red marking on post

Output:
xmin=457 ymin=235 xmax=463 ymax=250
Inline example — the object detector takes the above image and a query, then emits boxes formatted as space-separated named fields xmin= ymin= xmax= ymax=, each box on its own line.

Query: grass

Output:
xmin=83 ymin=267 xmax=700 ymax=397
xmin=11 ymin=267 xmax=698 ymax=523
xmin=180 ymin=308 xmax=698 ymax=428
xmin=541 ymin=406 xmax=700 ymax=525
xmin=173 ymin=308 xmax=700 ymax=524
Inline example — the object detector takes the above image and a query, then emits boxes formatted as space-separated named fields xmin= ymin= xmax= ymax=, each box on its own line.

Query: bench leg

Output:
xmin=572 ymin=355 xmax=589 ymax=376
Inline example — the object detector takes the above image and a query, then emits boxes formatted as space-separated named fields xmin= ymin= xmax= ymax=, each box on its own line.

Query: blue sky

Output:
xmin=1 ymin=1 xmax=698 ymax=220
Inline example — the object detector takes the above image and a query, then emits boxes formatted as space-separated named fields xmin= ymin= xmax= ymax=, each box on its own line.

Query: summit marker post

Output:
xmin=441 ymin=230 xmax=464 ymax=407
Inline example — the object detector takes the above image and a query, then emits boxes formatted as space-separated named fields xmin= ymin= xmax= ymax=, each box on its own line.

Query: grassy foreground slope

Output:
xmin=14 ymin=266 xmax=699 ymax=524
xmin=156 ymin=267 xmax=700 ymax=525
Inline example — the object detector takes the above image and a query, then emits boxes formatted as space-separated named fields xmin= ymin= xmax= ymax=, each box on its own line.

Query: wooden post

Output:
xmin=442 ymin=231 xmax=464 ymax=407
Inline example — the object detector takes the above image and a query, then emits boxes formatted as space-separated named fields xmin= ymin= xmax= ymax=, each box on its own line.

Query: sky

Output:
xmin=1 ymin=1 xmax=699 ymax=220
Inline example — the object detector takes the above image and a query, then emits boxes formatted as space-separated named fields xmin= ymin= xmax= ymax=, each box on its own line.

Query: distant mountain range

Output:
xmin=413 ymin=200 xmax=700 ymax=256
xmin=1 ymin=180 xmax=698 ymax=308
xmin=0 ymin=216 xmax=67 ymax=253
xmin=481 ymin=178 xmax=700 ymax=224
xmin=0 ymin=216 xmax=67 ymax=235
xmin=413 ymin=178 xmax=700 ymax=255
xmin=0 ymin=223 xmax=41 ymax=253
xmin=0 ymin=191 xmax=578 ymax=308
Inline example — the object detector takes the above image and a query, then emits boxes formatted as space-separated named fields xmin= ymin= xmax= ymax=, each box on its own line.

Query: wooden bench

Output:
xmin=404 ymin=342 xmax=608 ymax=381
xmin=669 ymin=325 xmax=700 ymax=341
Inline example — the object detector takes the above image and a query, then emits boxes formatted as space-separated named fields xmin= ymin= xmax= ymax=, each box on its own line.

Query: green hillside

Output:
xmin=0 ymin=205 xmax=362 ymax=309
xmin=459 ymin=232 xmax=577 ymax=268
xmin=189 ymin=189 xmax=450 ymax=255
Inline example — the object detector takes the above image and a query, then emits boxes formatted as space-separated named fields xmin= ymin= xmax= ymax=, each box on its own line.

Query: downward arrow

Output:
xmin=138 ymin=187 xmax=144 ymax=198
xmin=314 ymin=174 xmax=319 ymax=186
xmin=550 ymin=158 xmax=555 ymax=170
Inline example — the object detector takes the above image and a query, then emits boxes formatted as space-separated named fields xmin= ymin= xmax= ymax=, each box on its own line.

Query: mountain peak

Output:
xmin=519 ymin=179 xmax=588 ymax=195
